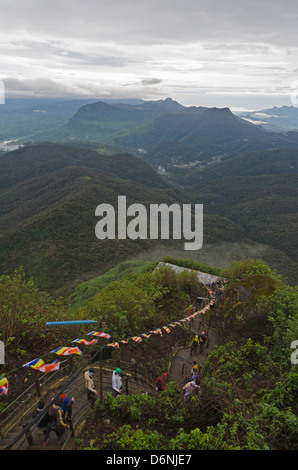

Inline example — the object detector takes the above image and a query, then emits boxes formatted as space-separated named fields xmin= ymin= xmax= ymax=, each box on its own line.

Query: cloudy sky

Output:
xmin=1 ymin=0 xmax=298 ymax=111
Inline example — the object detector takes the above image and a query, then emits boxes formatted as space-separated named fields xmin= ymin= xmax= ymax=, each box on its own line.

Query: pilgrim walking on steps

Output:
xmin=155 ymin=373 xmax=167 ymax=391
xmin=112 ymin=368 xmax=123 ymax=397
xmin=84 ymin=367 xmax=98 ymax=401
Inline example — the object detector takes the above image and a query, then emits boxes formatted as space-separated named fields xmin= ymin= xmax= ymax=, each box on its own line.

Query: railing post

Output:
xmin=69 ymin=419 xmax=75 ymax=438
xmin=23 ymin=423 xmax=34 ymax=446
xmin=125 ymin=377 xmax=129 ymax=395
xmin=100 ymin=349 xmax=103 ymax=402
xmin=35 ymin=379 xmax=41 ymax=397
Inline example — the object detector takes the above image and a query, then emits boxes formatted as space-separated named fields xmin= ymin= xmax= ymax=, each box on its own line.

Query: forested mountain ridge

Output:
xmin=26 ymin=98 xmax=298 ymax=168
xmin=28 ymin=98 xmax=187 ymax=143
xmin=0 ymin=144 xmax=192 ymax=293
xmin=0 ymin=143 xmax=170 ymax=192
xmin=178 ymin=148 xmax=298 ymax=283
xmin=1 ymin=100 xmax=298 ymax=292
xmin=0 ymin=143 xmax=297 ymax=295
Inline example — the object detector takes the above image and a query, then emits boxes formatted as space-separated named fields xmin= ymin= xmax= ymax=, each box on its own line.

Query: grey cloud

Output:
xmin=3 ymin=77 xmax=89 ymax=97
xmin=1 ymin=0 xmax=297 ymax=109
xmin=9 ymin=39 xmax=129 ymax=68
xmin=141 ymin=78 xmax=163 ymax=86
xmin=0 ymin=0 xmax=297 ymax=47
xmin=3 ymin=76 xmax=166 ymax=100
xmin=203 ymin=44 xmax=270 ymax=53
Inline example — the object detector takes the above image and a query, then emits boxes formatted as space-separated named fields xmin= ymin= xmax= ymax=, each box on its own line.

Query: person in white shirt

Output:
xmin=112 ymin=368 xmax=123 ymax=397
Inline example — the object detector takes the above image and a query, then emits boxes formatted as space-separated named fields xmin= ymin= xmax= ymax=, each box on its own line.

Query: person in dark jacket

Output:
xmin=198 ymin=331 xmax=208 ymax=353
xmin=191 ymin=335 xmax=199 ymax=353
xmin=44 ymin=397 xmax=69 ymax=445
xmin=58 ymin=394 xmax=74 ymax=421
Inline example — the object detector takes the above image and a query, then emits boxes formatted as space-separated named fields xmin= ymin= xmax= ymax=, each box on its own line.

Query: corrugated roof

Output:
xmin=156 ymin=261 xmax=225 ymax=285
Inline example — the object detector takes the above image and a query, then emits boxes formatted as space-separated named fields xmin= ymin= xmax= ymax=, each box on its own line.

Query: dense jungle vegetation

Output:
xmin=73 ymin=258 xmax=298 ymax=450
xmin=1 ymin=256 xmax=296 ymax=450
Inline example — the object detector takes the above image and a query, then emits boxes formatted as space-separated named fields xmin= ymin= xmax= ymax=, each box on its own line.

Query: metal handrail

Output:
xmin=0 ymin=361 xmax=72 ymax=433
xmin=1 ymin=358 xmax=157 ymax=450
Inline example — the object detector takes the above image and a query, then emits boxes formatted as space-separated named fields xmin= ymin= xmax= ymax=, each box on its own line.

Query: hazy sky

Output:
xmin=1 ymin=0 xmax=298 ymax=111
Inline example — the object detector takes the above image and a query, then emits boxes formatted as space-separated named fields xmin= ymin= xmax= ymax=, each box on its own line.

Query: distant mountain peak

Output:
xmin=142 ymin=97 xmax=183 ymax=108
xmin=207 ymin=107 xmax=232 ymax=113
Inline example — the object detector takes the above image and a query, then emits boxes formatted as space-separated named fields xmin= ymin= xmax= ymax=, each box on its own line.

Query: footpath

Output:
xmin=168 ymin=307 xmax=218 ymax=389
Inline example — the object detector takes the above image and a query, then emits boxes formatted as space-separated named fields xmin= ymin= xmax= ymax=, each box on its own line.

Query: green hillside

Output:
xmin=0 ymin=143 xmax=297 ymax=296
xmin=0 ymin=149 xmax=187 ymax=294
xmin=69 ymin=259 xmax=149 ymax=310
xmin=183 ymin=147 xmax=298 ymax=184
xmin=175 ymin=148 xmax=298 ymax=279
xmin=0 ymin=143 xmax=170 ymax=192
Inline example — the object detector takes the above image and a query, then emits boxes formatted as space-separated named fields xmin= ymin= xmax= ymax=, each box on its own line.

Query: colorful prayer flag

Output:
xmin=0 ymin=377 xmax=8 ymax=396
xmin=72 ymin=338 xmax=97 ymax=345
xmin=22 ymin=358 xmax=45 ymax=370
xmin=107 ymin=342 xmax=119 ymax=349
xmin=88 ymin=331 xmax=111 ymax=339
xmin=52 ymin=346 xmax=82 ymax=356
xmin=131 ymin=336 xmax=143 ymax=343
xmin=38 ymin=360 xmax=60 ymax=373
xmin=150 ymin=328 xmax=163 ymax=336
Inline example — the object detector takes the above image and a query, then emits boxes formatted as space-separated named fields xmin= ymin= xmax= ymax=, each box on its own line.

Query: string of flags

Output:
xmin=101 ymin=298 xmax=213 ymax=349
xmin=1 ymin=293 xmax=215 ymax=396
